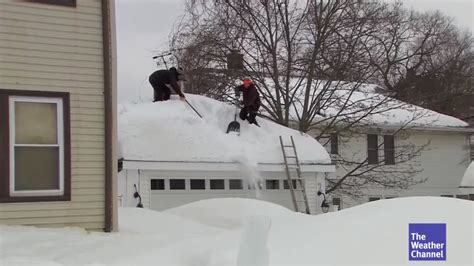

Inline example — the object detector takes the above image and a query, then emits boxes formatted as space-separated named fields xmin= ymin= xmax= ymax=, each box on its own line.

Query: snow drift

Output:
xmin=1 ymin=197 xmax=472 ymax=265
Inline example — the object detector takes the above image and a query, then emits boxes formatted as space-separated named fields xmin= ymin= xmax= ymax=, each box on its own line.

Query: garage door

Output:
xmin=149 ymin=177 xmax=296 ymax=211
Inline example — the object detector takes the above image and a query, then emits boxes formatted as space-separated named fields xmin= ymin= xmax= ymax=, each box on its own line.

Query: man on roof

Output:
xmin=149 ymin=67 xmax=186 ymax=102
xmin=235 ymin=78 xmax=261 ymax=126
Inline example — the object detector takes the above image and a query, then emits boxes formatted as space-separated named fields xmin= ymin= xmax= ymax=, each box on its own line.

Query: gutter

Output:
xmin=372 ymin=125 xmax=474 ymax=133
xmin=121 ymin=159 xmax=336 ymax=173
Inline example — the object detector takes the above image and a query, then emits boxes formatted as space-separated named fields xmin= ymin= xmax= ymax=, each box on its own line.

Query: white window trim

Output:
xmin=9 ymin=96 xmax=64 ymax=197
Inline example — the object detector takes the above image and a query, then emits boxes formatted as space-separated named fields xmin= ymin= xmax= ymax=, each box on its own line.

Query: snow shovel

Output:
xmin=226 ymin=102 xmax=240 ymax=134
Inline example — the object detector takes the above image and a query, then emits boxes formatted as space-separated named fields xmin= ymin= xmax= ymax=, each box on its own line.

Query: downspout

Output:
xmin=102 ymin=0 xmax=118 ymax=232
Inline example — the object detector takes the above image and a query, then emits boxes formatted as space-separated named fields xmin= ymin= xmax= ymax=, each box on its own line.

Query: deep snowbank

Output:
xmin=1 ymin=197 xmax=472 ymax=266
xmin=118 ymin=94 xmax=330 ymax=164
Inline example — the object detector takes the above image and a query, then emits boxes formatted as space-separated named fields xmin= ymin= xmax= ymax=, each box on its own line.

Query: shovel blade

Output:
xmin=226 ymin=121 xmax=240 ymax=134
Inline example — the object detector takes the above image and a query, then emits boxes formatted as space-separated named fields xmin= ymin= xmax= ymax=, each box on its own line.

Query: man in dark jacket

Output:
xmin=149 ymin=67 xmax=186 ymax=102
xmin=235 ymin=78 xmax=261 ymax=126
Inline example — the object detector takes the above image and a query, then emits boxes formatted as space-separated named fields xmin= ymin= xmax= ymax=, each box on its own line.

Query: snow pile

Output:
xmin=119 ymin=94 xmax=330 ymax=164
xmin=165 ymin=198 xmax=294 ymax=229
xmin=460 ymin=162 xmax=474 ymax=187
xmin=1 ymin=197 xmax=473 ymax=265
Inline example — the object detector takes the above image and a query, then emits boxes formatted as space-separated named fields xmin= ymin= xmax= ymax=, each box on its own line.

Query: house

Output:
xmin=118 ymin=95 xmax=335 ymax=214
xmin=0 ymin=0 xmax=118 ymax=231
xmin=286 ymin=82 xmax=474 ymax=209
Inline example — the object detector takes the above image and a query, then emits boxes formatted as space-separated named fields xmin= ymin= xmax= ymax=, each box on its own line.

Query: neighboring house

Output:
xmin=295 ymin=83 xmax=474 ymax=209
xmin=0 ymin=0 xmax=118 ymax=231
xmin=118 ymin=95 xmax=335 ymax=214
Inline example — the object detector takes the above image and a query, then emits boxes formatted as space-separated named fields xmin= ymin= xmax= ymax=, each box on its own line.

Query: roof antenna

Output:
xmin=152 ymin=51 xmax=172 ymax=69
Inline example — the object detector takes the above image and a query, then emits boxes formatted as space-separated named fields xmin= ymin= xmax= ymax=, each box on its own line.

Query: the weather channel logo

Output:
xmin=409 ymin=223 xmax=446 ymax=261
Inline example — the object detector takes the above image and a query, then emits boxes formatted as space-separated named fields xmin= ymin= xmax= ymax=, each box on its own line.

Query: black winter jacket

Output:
xmin=149 ymin=68 xmax=184 ymax=97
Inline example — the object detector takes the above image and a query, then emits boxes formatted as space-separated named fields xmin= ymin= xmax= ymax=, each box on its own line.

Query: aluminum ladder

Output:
xmin=279 ymin=135 xmax=310 ymax=214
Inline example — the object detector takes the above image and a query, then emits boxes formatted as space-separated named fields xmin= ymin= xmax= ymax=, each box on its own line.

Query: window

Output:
xmin=330 ymin=133 xmax=339 ymax=155
xmin=440 ymin=195 xmax=453 ymax=198
xmin=385 ymin=196 xmax=398 ymax=199
xmin=368 ymin=197 xmax=380 ymax=202
xmin=470 ymin=194 xmax=474 ymax=201
xmin=229 ymin=179 xmax=243 ymax=190
xmin=170 ymin=179 xmax=185 ymax=190
xmin=25 ymin=0 xmax=76 ymax=7
xmin=151 ymin=179 xmax=164 ymax=190
xmin=367 ymin=134 xmax=379 ymax=164
xmin=456 ymin=195 xmax=469 ymax=200
xmin=283 ymin=180 xmax=298 ymax=189
xmin=266 ymin=180 xmax=280 ymax=190
xmin=210 ymin=179 xmax=225 ymax=190
xmin=332 ymin=197 xmax=342 ymax=210
xmin=190 ymin=179 xmax=205 ymax=190
xmin=384 ymin=135 xmax=395 ymax=165
xmin=248 ymin=180 xmax=263 ymax=190
xmin=0 ymin=91 xmax=70 ymax=202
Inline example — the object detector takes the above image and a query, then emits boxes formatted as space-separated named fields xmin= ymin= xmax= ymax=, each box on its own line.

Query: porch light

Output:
xmin=317 ymin=191 xmax=330 ymax=213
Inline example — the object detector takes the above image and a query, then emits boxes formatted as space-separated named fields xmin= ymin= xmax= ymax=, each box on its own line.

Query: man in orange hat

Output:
xmin=235 ymin=78 xmax=261 ymax=126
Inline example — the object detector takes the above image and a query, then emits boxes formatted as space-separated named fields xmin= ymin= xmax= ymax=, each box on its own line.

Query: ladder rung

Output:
xmin=286 ymin=156 xmax=297 ymax=158
xmin=282 ymin=145 xmax=293 ymax=148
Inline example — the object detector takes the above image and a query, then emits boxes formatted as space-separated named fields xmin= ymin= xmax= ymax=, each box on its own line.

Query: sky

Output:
xmin=115 ymin=0 xmax=473 ymax=103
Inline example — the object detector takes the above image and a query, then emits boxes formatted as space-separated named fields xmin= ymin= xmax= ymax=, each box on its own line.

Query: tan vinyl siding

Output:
xmin=0 ymin=0 xmax=107 ymax=231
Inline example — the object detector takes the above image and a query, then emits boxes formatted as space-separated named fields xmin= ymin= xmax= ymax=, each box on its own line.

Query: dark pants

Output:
xmin=239 ymin=107 xmax=258 ymax=125
xmin=150 ymin=79 xmax=171 ymax=102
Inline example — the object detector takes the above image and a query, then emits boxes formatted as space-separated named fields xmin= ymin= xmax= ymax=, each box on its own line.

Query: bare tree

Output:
xmin=167 ymin=0 xmax=445 ymax=197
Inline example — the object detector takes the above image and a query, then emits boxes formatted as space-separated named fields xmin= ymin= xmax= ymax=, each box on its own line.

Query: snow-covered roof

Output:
xmin=119 ymin=94 xmax=331 ymax=164
xmin=261 ymin=79 xmax=468 ymax=129
xmin=460 ymin=162 xmax=474 ymax=187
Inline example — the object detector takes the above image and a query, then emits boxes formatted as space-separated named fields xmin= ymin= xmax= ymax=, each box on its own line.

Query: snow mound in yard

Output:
xmin=119 ymin=207 xmax=223 ymax=236
xmin=118 ymin=94 xmax=330 ymax=164
xmin=1 ymin=197 xmax=473 ymax=266
xmin=165 ymin=198 xmax=294 ymax=229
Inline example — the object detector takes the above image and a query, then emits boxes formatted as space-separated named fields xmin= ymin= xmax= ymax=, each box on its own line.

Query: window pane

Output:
xmin=456 ymin=195 xmax=469 ymax=200
xmin=283 ymin=180 xmax=297 ymax=189
xmin=367 ymin=134 xmax=378 ymax=164
xmin=441 ymin=195 xmax=453 ymax=198
xmin=151 ymin=179 xmax=164 ymax=190
xmin=330 ymin=133 xmax=338 ymax=155
xmin=368 ymin=197 xmax=380 ymax=202
xmin=384 ymin=135 xmax=395 ymax=165
xmin=367 ymin=134 xmax=378 ymax=149
xmin=170 ymin=179 xmax=185 ymax=190
xmin=229 ymin=179 xmax=243 ymax=190
xmin=210 ymin=179 xmax=224 ymax=190
xmin=15 ymin=101 xmax=58 ymax=144
xmin=14 ymin=146 xmax=59 ymax=191
xmin=266 ymin=180 xmax=279 ymax=189
xmin=190 ymin=179 xmax=205 ymax=190
xmin=469 ymin=194 xmax=474 ymax=201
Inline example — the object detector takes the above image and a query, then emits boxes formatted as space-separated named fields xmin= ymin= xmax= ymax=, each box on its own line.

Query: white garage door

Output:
xmin=149 ymin=178 xmax=296 ymax=211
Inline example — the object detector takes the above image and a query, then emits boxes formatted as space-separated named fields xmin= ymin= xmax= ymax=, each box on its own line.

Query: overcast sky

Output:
xmin=115 ymin=0 xmax=473 ymax=103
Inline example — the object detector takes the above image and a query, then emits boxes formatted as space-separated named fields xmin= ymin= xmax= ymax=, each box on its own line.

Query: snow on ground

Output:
xmin=461 ymin=162 xmax=474 ymax=187
xmin=1 ymin=197 xmax=473 ymax=266
xmin=118 ymin=94 xmax=330 ymax=164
